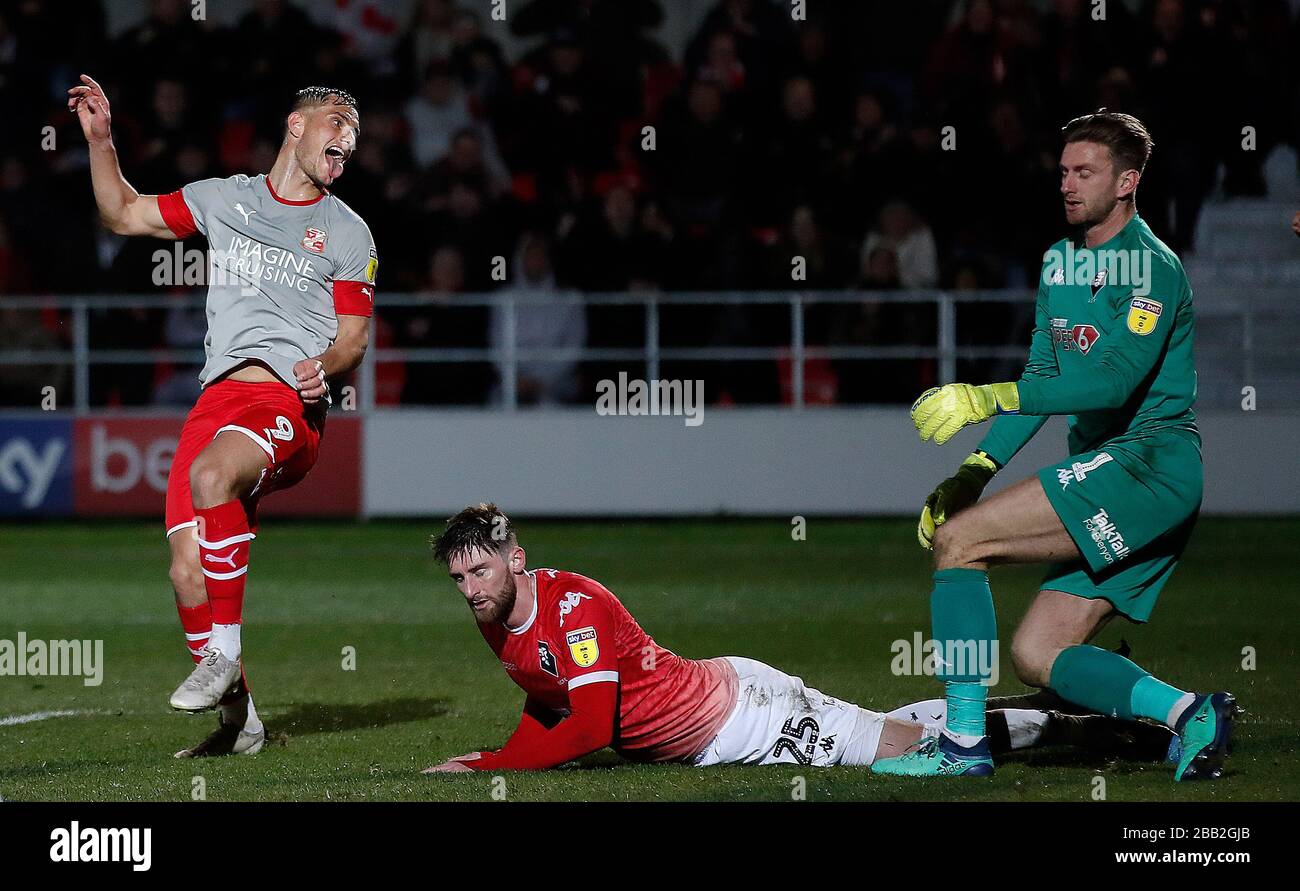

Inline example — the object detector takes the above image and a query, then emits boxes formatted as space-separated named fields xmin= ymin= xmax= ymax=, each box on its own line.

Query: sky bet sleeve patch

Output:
xmin=566 ymin=626 xmax=600 ymax=668
xmin=1127 ymin=297 xmax=1163 ymax=335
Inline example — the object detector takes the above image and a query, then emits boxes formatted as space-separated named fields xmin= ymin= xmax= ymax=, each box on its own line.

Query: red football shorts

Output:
xmin=165 ymin=379 xmax=324 ymax=537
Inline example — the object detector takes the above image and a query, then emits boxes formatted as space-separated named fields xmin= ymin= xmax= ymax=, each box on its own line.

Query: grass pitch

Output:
xmin=0 ymin=518 xmax=1295 ymax=802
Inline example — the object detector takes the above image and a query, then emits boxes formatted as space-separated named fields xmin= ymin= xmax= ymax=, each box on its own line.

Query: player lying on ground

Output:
xmin=69 ymin=75 xmax=377 ymax=757
xmin=872 ymin=111 xmax=1237 ymax=782
xmin=422 ymin=505 xmax=1176 ymax=773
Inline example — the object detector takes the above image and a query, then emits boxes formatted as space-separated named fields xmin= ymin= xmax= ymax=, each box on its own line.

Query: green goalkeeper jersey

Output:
xmin=979 ymin=213 xmax=1199 ymax=467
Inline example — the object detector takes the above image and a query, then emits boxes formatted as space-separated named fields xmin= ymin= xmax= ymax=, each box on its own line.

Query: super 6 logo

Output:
xmin=1050 ymin=319 xmax=1100 ymax=355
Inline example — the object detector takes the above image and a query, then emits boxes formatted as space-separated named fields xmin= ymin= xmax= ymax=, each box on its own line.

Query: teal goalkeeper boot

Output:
xmin=1173 ymin=692 xmax=1239 ymax=782
xmin=871 ymin=731 xmax=994 ymax=777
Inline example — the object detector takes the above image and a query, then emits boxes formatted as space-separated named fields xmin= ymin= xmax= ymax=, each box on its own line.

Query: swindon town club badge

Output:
xmin=301 ymin=227 xmax=328 ymax=254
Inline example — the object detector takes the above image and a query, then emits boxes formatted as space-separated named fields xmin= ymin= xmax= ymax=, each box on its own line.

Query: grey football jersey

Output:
xmin=164 ymin=173 xmax=377 ymax=389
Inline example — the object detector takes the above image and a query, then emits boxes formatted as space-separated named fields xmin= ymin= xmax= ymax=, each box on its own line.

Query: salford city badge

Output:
xmin=537 ymin=641 xmax=559 ymax=677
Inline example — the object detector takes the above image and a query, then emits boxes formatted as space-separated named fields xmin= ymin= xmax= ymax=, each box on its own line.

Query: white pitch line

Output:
xmin=0 ymin=709 xmax=108 ymax=727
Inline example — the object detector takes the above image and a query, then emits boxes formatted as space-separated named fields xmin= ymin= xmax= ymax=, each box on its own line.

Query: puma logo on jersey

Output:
xmin=557 ymin=591 xmax=591 ymax=627
xmin=234 ymin=203 xmax=257 ymax=226
xmin=1057 ymin=452 xmax=1113 ymax=489
xmin=203 ymin=550 xmax=238 ymax=568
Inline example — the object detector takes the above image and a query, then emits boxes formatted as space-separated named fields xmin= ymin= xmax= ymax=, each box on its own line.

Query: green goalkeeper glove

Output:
xmin=917 ymin=450 xmax=1000 ymax=549
xmin=911 ymin=382 xmax=1020 ymax=444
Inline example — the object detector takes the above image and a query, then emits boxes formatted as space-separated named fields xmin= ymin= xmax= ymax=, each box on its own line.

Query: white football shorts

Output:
xmin=692 ymin=657 xmax=885 ymax=767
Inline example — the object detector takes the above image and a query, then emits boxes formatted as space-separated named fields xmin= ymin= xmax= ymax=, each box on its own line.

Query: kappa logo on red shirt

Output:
xmin=557 ymin=590 xmax=591 ymax=627
xmin=301 ymin=227 xmax=328 ymax=254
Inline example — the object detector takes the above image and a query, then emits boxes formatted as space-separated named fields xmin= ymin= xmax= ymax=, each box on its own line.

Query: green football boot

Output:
xmin=1173 ymin=692 xmax=1239 ymax=782
xmin=871 ymin=732 xmax=994 ymax=777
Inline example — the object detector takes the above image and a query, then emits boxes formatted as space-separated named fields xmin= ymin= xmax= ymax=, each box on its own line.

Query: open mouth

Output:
xmin=324 ymin=145 xmax=346 ymax=178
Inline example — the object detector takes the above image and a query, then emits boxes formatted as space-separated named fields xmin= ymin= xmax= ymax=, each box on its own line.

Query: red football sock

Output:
xmin=176 ymin=601 xmax=212 ymax=664
xmin=195 ymin=500 xmax=253 ymax=656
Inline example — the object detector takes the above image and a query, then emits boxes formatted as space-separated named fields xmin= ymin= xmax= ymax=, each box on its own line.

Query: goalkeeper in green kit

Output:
xmin=872 ymin=111 xmax=1237 ymax=781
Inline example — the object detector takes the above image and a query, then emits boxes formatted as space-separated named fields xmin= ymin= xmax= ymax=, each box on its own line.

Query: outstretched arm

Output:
xmin=912 ymin=276 xmax=1181 ymax=444
xmin=466 ymin=682 xmax=618 ymax=771
xmin=67 ymin=74 xmax=175 ymax=239
xmin=423 ymin=697 xmax=560 ymax=773
xmin=426 ymin=588 xmax=622 ymax=773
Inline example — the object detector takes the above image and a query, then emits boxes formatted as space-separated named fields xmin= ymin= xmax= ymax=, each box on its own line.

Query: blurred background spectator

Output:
xmin=1 ymin=0 xmax=1297 ymax=407
xmin=492 ymin=229 xmax=586 ymax=405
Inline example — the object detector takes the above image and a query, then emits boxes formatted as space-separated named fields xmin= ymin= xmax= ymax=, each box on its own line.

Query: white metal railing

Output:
xmin=0 ymin=289 xmax=1291 ymax=412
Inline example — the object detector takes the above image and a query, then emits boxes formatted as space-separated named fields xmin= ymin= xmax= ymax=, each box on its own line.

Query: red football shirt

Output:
xmin=472 ymin=569 xmax=737 ymax=769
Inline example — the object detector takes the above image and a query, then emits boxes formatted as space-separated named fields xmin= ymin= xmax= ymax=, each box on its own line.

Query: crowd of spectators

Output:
xmin=1 ymin=0 xmax=1297 ymax=407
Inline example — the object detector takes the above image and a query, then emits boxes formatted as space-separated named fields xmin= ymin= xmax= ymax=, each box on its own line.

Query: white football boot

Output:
xmin=169 ymin=646 xmax=242 ymax=712
xmin=173 ymin=718 xmax=265 ymax=758
xmin=174 ymin=690 xmax=265 ymax=758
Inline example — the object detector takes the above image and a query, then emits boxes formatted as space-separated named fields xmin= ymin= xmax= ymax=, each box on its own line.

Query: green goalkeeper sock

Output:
xmin=1049 ymin=645 xmax=1192 ymax=726
xmin=945 ymin=682 xmax=986 ymax=739
xmin=1131 ymin=676 xmax=1194 ymax=728
xmin=931 ymin=568 xmax=997 ymax=742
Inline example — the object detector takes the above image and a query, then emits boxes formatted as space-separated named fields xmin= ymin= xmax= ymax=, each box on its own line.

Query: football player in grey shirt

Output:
xmin=70 ymin=74 xmax=376 ymax=757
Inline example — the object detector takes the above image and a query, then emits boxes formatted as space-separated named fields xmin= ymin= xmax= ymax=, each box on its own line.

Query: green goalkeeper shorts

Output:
xmin=1037 ymin=432 xmax=1202 ymax=623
